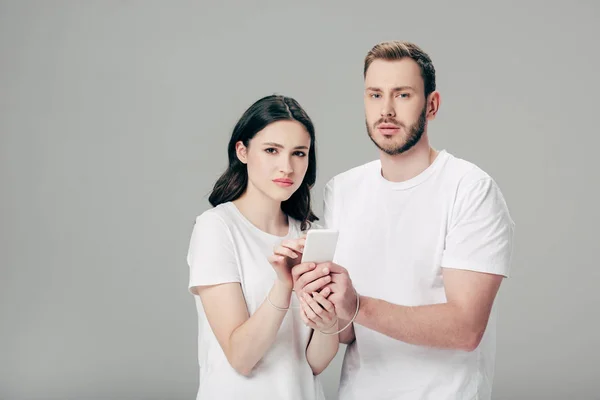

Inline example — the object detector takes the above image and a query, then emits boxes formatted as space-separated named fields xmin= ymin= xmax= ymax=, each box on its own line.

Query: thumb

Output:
xmin=322 ymin=262 xmax=346 ymax=274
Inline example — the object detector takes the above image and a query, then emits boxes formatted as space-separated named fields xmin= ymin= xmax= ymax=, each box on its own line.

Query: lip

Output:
xmin=377 ymin=123 xmax=400 ymax=129
xmin=377 ymin=125 xmax=401 ymax=135
xmin=273 ymin=178 xmax=294 ymax=187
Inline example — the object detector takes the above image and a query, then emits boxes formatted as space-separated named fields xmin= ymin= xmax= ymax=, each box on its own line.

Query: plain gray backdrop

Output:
xmin=1 ymin=1 xmax=599 ymax=399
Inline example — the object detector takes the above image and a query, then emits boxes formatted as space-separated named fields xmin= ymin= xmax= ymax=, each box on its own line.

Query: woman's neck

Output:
xmin=233 ymin=184 xmax=289 ymax=236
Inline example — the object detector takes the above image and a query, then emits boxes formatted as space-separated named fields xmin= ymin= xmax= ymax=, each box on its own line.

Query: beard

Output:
xmin=366 ymin=105 xmax=427 ymax=156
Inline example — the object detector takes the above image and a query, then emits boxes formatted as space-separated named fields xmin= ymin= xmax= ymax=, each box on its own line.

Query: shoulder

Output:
xmin=441 ymin=151 xmax=498 ymax=193
xmin=442 ymin=152 xmax=512 ymax=220
xmin=192 ymin=203 xmax=238 ymax=236
xmin=324 ymin=159 xmax=380 ymax=193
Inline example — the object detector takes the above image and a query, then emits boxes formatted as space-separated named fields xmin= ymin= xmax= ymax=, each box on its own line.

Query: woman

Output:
xmin=186 ymin=94 xmax=339 ymax=400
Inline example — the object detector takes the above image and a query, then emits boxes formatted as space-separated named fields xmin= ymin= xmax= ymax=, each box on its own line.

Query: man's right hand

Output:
xmin=292 ymin=262 xmax=332 ymax=294
xmin=292 ymin=262 xmax=358 ymax=321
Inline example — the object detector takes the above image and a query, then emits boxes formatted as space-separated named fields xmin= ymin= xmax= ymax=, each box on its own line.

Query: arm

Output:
xmin=306 ymin=330 xmax=339 ymax=375
xmin=188 ymin=212 xmax=307 ymax=376
xmin=336 ymin=318 xmax=356 ymax=345
xmin=308 ymin=176 xmax=514 ymax=350
xmin=299 ymin=288 xmax=339 ymax=375
xmin=355 ymin=268 xmax=503 ymax=351
xmin=192 ymin=279 xmax=292 ymax=376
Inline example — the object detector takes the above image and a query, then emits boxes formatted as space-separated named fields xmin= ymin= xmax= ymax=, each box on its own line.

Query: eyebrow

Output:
xmin=366 ymin=86 xmax=416 ymax=92
xmin=262 ymin=142 xmax=309 ymax=150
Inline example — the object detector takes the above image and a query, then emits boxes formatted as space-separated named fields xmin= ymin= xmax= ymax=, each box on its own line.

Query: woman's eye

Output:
xmin=265 ymin=148 xmax=277 ymax=154
xmin=294 ymin=151 xmax=307 ymax=157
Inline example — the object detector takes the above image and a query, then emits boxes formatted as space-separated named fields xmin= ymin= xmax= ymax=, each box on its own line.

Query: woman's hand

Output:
xmin=267 ymin=236 xmax=306 ymax=288
xmin=299 ymin=286 xmax=338 ymax=332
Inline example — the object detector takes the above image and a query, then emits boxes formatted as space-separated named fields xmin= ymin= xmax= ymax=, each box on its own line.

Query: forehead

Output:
xmin=254 ymin=120 xmax=310 ymax=144
xmin=365 ymin=58 xmax=424 ymax=91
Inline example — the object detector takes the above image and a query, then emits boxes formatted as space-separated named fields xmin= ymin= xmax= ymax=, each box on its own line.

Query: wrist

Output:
xmin=353 ymin=295 xmax=366 ymax=324
xmin=275 ymin=277 xmax=293 ymax=291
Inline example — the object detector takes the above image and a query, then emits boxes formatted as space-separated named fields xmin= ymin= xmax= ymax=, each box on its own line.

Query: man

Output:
xmin=293 ymin=41 xmax=515 ymax=399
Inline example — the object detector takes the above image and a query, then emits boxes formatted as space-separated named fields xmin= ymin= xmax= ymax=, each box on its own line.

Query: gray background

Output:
xmin=1 ymin=1 xmax=598 ymax=399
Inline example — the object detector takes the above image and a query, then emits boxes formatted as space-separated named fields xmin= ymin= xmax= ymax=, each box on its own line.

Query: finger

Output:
xmin=303 ymin=292 xmax=326 ymax=318
xmin=291 ymin=262 xmax=316 ymax=281
xmin=280 ymin=239 xmax=305 ymax=254
xmin=312 ymin=291 xmax=335 ymax=313
xmin=318 ymin=285 xmax=332 ymax=298
xmin=299 ymin=308 xmax=317 ymax=329
xmin=300 ymin=295 xmax=320 ymax=321
xmin=274 ymin=245 xmax=299 ymax=259
xmin=329 ymin=272 xmax=350 ymax=284
xmin=303 ymin=275 xmax=332 ymax=294
xmin=296 ymin=266 xmax=331 ymax=290
xmin=318 ymin=262 xmax=346 ymax=274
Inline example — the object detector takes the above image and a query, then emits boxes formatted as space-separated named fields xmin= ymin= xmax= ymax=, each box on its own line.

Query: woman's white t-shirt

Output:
xmin=186 ymin=201 xmax=325 ymax=400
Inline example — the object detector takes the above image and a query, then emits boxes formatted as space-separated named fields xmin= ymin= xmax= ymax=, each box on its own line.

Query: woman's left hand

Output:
xmin=299 ymin=286 xmax=338 ymax=332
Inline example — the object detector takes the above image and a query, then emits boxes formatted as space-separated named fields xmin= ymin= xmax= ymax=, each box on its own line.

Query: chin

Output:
xmin=266 ymin=188 xmax=296 ymax=203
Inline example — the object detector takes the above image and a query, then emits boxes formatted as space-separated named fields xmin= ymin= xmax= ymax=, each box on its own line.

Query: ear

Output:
xmin=426 ymin=91 xmax=441 ymax=121
xmin=235 ymin=141 xmax=248 ymax=164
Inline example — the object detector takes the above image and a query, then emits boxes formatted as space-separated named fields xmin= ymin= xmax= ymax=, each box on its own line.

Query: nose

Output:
xmin=380 ymin=98 xmax=395 ymax=118
xmin=279 ymin=156 xmax=293 ymax=175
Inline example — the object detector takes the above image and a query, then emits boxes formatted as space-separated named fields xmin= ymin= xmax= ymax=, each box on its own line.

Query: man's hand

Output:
xmin=292 ymin=262 xmax=358 ymax=321
xmin=291 ymin=262 xmax=330 ymax=293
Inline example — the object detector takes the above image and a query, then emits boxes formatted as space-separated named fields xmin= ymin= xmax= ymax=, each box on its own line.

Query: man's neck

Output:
xmin=379 ymin=133 xmax=438 ymax=183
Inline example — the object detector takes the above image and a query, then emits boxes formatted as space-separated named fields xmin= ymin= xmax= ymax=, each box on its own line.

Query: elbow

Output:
xmin=228 ymin=357 xmax=254 ymax=377
xmin=460 ymin=329 xmax=485 ymax=352
xmin=311 ymin=366 xmax=326 ymax=376
xmin=225 ymin=348 xmax=256 ymax=377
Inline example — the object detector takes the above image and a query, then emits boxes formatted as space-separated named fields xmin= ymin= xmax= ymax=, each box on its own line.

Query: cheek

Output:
xmin=294 ymin=158 xmax=309 ymax=176
xmin=365 ymin=103 xmax=380 ymax=123
xmin=247 ymin=154 xmax=271 ymax=181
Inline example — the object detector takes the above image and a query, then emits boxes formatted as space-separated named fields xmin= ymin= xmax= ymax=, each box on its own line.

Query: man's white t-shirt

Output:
xmin=324 ymin=150 xmax=515 ymax=400
xmin=186 ymin=201 xmax=325 ymax=400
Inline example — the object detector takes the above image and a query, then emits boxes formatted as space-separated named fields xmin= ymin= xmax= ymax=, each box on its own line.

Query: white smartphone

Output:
xmin=300 ymin=229 xmax=339 ymax=263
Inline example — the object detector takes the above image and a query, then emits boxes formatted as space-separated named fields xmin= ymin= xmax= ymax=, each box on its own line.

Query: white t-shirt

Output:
xmin=186 ymin=201 xmax=325 ymax=400
xmin=324 ymin=150 xmax=515 ymax=400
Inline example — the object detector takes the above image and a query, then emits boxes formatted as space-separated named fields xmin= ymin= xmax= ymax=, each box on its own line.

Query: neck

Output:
xmin=379 ymin=132 xmax=438 ymax=182
xmin=233 ymin=183 xmax=289 ymax=236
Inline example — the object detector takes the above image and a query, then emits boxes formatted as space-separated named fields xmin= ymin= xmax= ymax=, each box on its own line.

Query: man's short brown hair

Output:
xmin=364 ymin=41 xmax=436 ymax=97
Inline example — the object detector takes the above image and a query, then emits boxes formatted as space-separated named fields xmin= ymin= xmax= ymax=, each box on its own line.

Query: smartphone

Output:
xmin=300 ymin=229 xmax=339 ymax=264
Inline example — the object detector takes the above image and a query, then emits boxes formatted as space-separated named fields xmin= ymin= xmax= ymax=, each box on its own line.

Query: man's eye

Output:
xmin=370 ymin=93 xmax=381 ymax=98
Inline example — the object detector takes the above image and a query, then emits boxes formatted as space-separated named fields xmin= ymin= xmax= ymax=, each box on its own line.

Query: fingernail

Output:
xmin=312 ymin=292 xmax=317 ymax=296
xmin=310 ymin=263 xmax=316 ymax=269
xmin=323 ymin=267 xmax=329 ymax=274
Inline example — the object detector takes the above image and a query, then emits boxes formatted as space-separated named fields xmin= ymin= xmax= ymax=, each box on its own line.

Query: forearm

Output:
xmin=355 ymin=296 xmax=483 ymax=351
xmin=228 ymin=280 xmax=292 ymax=375
xmin=336 ymin=318 xmax=355 ymax=344
xmin=306 ymin=328 xmax=339 ymax=375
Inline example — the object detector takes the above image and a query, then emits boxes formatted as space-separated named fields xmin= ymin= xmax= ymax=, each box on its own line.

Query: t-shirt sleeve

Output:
xmin=186 ymin=211 xmax=241 ymax=293
xmin=441 ymin=177 xmax=515 ymax=277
